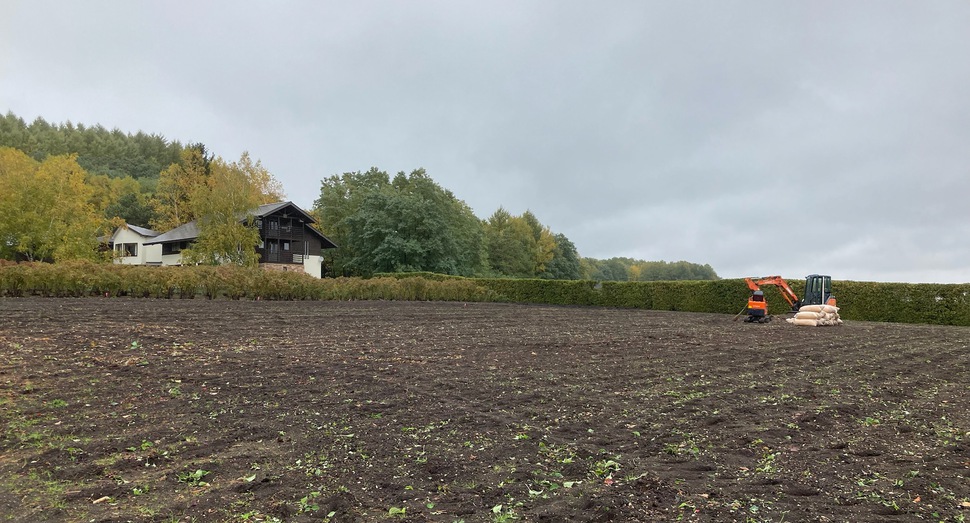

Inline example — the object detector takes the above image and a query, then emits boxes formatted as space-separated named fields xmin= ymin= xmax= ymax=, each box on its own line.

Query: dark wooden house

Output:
xmin=253 ymin=202 xmax=337 ymax=268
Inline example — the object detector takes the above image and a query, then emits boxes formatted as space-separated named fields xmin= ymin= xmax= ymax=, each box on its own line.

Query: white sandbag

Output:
xmin=795 ymin=303 xmax=842 ymax=326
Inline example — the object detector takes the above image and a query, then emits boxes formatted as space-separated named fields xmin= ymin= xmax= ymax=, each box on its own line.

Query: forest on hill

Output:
xmin=0 ymin=111 xmax=717 ymax=280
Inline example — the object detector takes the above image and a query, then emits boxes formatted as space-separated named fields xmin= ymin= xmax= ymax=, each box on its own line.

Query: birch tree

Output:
xmin=0 ymin=148 xmax=107 ymax=261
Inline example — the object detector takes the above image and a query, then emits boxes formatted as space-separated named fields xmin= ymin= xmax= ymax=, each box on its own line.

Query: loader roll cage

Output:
xmin=744 ymin=274 xmax=834 ymax=312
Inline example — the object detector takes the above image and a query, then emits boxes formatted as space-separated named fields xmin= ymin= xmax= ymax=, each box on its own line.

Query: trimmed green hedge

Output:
xmin=4 ymin=263 xmax=968 ymax=325
xmin=376 ymin=271 xmax=970 ymax=326
xmin=376 ymin=273 xmax=776 ymax=314
xmin=832 ymin=281 xmax=970 ymax=325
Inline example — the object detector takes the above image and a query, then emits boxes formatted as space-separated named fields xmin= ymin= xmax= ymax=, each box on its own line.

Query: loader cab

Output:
xmin=745 ymin=290 xmax=769 ymax=322
xmin=803 ymin=274 xmax=834 ymax=306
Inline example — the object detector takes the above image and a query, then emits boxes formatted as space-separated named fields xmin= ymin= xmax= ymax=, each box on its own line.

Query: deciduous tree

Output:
xmin=180 ymin=153 xmax=282 ymax=266
xmin=313 ymin=167 xmax=391 ymax=275
xmin=0 ymin=148 xmax=107 ymax=261
xmin=237 ymin=151 xmax=285 ymax=203
xmin=584 ymin=257 xmax=719 ymax=281
xmin=152 ymin=146 xmax=210 ymax=231
xmin=484 ymin=208 xmax=536 ymax=278
xmin=541 ymin=233 xmax=582 ymax=280
xmin=521 ymin=210 xmax=556 ymax=275
xmin=314 ymin=168 xmax=485 ymax=276
xmin=342 ymin=169 xmax=486 ymax=276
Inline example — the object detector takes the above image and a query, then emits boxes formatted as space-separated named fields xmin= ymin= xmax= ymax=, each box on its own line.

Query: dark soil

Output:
xmin=1 ymin=298 xmax=968 ymax=522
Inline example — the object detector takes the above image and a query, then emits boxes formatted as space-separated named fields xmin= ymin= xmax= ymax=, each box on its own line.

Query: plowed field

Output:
xmin=1 ymin=298 xmax=968 ymax=522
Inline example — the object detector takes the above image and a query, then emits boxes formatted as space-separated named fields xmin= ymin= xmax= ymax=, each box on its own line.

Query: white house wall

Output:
xmin=159 ymin=253 xmax=184 ymax=266
xmin=303 ymin=255 xmax=324 ymax=278
xmin=111 ymin=228 xmax=162 ymax=265
xmin=142 ymin=244 xmax=163 ymax=264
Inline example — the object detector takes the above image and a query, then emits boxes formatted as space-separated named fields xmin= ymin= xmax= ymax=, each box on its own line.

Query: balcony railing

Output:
xmin=258 ymin=249 xmax=306 ymax=264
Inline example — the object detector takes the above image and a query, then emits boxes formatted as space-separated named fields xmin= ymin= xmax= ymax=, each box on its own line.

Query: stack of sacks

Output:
xmin=786 ymin=304 xmax=843 ymax=326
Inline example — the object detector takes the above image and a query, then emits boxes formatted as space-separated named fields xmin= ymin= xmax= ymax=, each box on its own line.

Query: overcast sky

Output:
xmin=3 ymin=1 xmax=969 ymax=283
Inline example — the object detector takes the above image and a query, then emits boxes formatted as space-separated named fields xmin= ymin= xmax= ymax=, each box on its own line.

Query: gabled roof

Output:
xmin=309 ymin=224 xmax=338 ymax=249
xmin=107 ymin=223 xmax=161 ymax=244
xmin=144 ymin=221 xmax=199 ymax=245
xmin=254 ymin=201 xmax=291 ymax=217
xmin=253 ymin=201 xmax=318 ymax=223
xmin=126 ymin=224 xmax=161 ymax=237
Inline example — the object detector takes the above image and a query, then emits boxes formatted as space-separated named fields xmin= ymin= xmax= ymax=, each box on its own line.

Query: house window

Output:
xmin=282 ymin=241 xmax=290 ymax=251
xmin=162 ymin=241 xmax=190 ymax=255
xmin=116 ymin=243 xmax=138 ymax=257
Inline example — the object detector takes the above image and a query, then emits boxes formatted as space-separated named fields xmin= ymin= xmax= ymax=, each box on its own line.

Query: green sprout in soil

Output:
xmin=176 ymin=469 xmax=210 ymax=487
xmin=298 ymin=491 xmax=321 ymax=513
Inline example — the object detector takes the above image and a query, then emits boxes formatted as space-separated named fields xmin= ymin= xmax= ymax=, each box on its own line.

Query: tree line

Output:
xmin=1 ymin=111 xmax=182 ymax=228
xmin=312 ymin=168 xmax=585 ymax=279
xmin=0 ymin=111 xmax=718 ymax=280
xmin=583 ymin=257 xmax=719 ymax=282
xmin=0 ymin=145 xmax=283 ymax=264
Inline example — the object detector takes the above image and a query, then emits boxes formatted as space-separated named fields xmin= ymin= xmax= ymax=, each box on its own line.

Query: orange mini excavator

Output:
xmin=741 ymin=275 xmax=836 ymax=323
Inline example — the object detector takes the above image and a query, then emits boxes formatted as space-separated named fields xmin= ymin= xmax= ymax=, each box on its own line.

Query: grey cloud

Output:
xmin=3 ymin=0 xmax=969 ymax=282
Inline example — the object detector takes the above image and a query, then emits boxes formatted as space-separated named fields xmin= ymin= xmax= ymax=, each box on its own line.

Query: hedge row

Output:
xmin=376 ymin=272 xmax=970 ymax=326
xmin=0 ymin=261 xmax=495 ymax=302
xmin=833 ymin=281 xmax=970 ymax=326
xmin=376 ymin=273 xmax=782 ymax=313
xmin=3 ymin=263 xmax=968 ymax=326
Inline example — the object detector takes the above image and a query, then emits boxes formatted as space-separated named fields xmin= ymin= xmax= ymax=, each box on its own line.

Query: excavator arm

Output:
xmin=744 ymin=276 xmax=801 ymax=311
